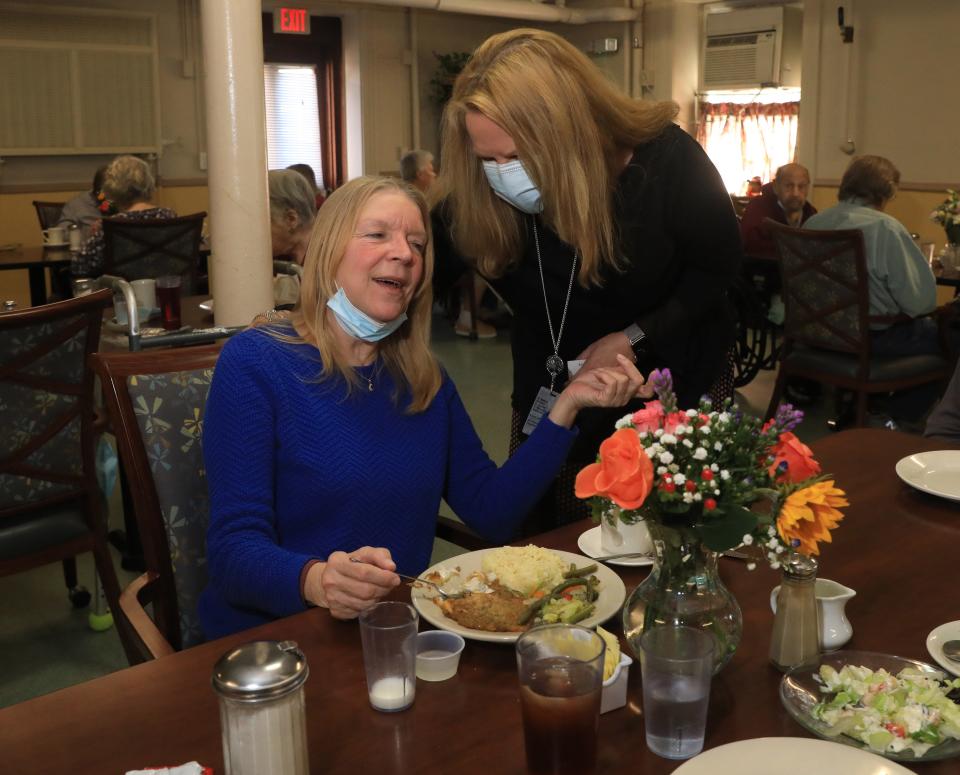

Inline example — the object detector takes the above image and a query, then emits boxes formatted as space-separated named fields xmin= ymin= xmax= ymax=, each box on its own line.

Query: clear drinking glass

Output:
xmin=359 ymin=601 xmax=418 ymax=712
xmin=515 ymin=624 xmax=605 ymax=775
xmin=639 ymin=625 xmax=714 ymax=760
xmin=156 ymin=274 xmax=182 ymax=330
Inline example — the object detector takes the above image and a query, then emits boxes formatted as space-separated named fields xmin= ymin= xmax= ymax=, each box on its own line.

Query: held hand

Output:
xmin=575 ymin=331 xmax=636 ymax=373
xmin=548 ymin=354 xmax=655 ymax=428
xmin=305 ymin=546 xmax=400 ymax=620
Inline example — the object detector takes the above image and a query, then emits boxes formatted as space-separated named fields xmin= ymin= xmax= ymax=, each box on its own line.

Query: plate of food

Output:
xmin=780 ymin=650 xmax=960 ymax=762
xmin=411 ymin=546 xmax=626 ymax=644
xmin=895 ymin=451 xmax=960 ymax=502
xmin=673 ymin=737 xmax=916 ymax=774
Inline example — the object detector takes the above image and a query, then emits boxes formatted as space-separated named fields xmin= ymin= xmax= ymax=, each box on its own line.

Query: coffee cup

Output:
xmin=42 ymin=227 xmax=67 ymax=246
xmin=130 ymin=279 xmax=157 ymax=314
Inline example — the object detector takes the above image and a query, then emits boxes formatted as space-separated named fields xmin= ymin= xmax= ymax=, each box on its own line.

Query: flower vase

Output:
xmin=947 ymin=225 xmax=960 ymax=246
xmin=622 ymin=520 xmax=742 ymax=674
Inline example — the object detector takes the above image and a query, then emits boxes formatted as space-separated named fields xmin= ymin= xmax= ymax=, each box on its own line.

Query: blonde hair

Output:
xmin=103 ymin=155 xmax=156 ymax=211
xmin=287 ymin=176 xmax=441 ymax=413
xmin=436 ymin=28 xmax=678 ymax=286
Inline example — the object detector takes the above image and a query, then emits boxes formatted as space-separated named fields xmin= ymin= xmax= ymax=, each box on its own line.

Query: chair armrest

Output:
xmin=119 ymin=572 xmax=176 ymax=662
xmin=435 ymin=515 xmax=493 ymax=552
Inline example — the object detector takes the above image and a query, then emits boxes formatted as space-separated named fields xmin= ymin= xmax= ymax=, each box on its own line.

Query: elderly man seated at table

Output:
xmin=71 ymin=155 xmax=175 ymax=278
xmin=803 ymin=155 xmax=941 ymax=356
xmin=56 ymin=165 xmax=107 ymax=240
xmin=740 ymin=162 xmax=817 ymax=258
xmin=199 ymin=175 xmax=650 ymax=638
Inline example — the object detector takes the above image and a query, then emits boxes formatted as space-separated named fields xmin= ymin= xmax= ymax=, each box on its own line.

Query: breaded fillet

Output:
xmin=437 ymin=587 xmax=527 ymax=632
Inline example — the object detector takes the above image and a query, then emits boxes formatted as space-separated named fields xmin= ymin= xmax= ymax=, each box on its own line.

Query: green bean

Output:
xmin=563 ymin=563 xmax=597 ymax=578
xmin=517 ymin=577 xmax=594 ymax=626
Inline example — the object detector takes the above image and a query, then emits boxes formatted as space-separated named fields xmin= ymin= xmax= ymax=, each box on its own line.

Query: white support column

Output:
xmin=201 ymin=0 xmax=273 ymax=326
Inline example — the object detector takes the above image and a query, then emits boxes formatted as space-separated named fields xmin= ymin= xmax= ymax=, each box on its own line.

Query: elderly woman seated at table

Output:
xmin=199 ymin=176 xmax=650 ymax=638
xmin=269 ymin=168 xmax=317 ymax=307
xmin=71 ymin=155 xmax=176 ymax=277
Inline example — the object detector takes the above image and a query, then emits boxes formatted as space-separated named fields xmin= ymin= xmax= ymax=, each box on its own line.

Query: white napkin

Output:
xmin=125 ymin=763 xmax=210 ymax=775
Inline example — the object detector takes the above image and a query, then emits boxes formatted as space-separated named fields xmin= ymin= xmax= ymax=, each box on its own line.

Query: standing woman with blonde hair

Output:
xmin=200 ymin=176 xmax=650 ymax=637
xmin=432 ymin=29 xmax=742 ymax=531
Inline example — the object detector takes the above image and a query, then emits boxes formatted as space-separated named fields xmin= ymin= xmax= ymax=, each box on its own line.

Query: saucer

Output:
xmin=577 ymin=526 xmax=653 ymax=567
xmin=43 ymin=241 xmax=68 ymax=248
xmin=927 ymin=620 xmax=960 ymax=677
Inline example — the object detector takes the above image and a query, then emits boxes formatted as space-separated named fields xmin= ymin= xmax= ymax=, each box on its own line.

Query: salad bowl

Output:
xmin=780 ymin=650 xmax=960 ymax=762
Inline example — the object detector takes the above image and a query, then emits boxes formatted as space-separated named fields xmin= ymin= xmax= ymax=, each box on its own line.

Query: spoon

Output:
xmin=942 ymin=639 xmax=960 ymax=663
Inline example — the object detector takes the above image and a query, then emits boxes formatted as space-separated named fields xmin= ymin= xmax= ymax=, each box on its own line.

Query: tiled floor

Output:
xmin=0 ymin=313 xmax=869 ymax=708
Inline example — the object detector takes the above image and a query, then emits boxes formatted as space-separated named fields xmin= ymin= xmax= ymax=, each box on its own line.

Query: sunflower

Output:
xmin=776 ymin=480 xmax=847 ymax=556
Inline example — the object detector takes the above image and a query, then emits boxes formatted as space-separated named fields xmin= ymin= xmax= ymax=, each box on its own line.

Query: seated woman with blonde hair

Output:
xmin=199 ymin=175 xmax=651 ymax=637
xmin=71 ymin=155 xmax=175 ymax=277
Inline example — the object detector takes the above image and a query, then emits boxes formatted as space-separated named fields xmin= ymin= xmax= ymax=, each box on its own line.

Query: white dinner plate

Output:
xmin=199 ymin=299 xmax=214 ymax=313
xmin=576 ymin=526 xmax=653 ymax=567
xmin=895 ymin=451 xmax=960 ymax=502
xmin=673 ymin=737 xmax=916 ymax=774
xmin=412 ymin=548 xmax=625 ymax=644
xmin=927 ymin=620 xmax=960 ymax=677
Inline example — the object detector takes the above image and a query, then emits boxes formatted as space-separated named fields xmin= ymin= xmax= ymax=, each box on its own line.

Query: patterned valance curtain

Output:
xmin=696 ymin=102 xmax=800 ymax=195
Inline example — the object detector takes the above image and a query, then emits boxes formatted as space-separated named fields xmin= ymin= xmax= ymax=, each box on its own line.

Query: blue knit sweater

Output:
xmin=198 ymin=328 xmax=577 ymax=639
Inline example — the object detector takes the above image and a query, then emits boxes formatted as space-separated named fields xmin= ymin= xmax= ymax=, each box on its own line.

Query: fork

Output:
xmin=348 ymin=557 xmax=464 ymax=599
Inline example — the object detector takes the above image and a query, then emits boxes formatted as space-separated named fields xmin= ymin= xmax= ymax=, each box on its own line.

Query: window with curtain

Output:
xmin=264 ymin=64 xmax=324 ymax=187
xmin=697 ymin=101 xmax=800 ymax=195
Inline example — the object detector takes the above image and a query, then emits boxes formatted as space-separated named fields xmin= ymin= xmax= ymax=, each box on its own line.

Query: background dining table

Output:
xmin=0 ymin=245 xmax=72 ymax=306
xmin=1 ymin=428 xmax=958 ymax=774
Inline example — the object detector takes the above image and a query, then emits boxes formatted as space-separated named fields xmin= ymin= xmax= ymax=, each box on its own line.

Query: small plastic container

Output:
xmin=415 ymin=630 xmax=465 ymax=682
xmin=600 ymin=652 xmax=632 ymax=714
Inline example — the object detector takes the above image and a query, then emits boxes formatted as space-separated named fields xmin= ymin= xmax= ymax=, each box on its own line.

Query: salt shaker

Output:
xmin=212 ymin=640 xmax=310 ymax=775
xmin=768 ymin=553 xmax=820 ymax=672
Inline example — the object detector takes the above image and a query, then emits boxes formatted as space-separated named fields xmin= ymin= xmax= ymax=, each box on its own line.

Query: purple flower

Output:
xmin=650 ymin=368 xmax=678 ymax=413
xmin=774 ymin=403 xmax=804 ymax=433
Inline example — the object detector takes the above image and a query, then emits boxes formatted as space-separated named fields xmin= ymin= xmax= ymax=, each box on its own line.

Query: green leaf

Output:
xmin=697 ymin=506 xmax=759 ymax=552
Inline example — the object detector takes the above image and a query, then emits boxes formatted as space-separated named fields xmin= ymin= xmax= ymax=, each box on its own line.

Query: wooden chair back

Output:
xmin=768 ymin=221 xmax=872 ymax=366
xmin=102 ymin=212 xmax=206 ymax=295
xmin=32 ymin=200 xmax=65 ymax=231
xmin=91 ymin=344 xmax=221 ymax=662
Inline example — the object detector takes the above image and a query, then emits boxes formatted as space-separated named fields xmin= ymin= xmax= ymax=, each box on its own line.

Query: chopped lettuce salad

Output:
xmin=812 ymin=663 xmax=960 ymax=757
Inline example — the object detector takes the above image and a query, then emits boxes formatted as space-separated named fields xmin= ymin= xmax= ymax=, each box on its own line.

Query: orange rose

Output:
xmin=768 ymin=432 xmax=821 ymax=483
xmin=575 ymin=428 xmax=654 ymax=510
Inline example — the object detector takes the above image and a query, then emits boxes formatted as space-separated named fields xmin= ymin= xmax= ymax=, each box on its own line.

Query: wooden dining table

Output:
xmin=0 ymin=245 xmax=72 ymax=306
xmin=1 ymin=428 xmax=958 ymax=773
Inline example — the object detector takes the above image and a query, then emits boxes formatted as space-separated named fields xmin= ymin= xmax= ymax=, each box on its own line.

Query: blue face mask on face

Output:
xmin=326 ymin=287 xmax=408 ymax=342
xmin=481 ymin=159 xmax=543 ymax=214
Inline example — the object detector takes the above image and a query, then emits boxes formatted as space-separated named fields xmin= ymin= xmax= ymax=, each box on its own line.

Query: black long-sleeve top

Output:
xmin=433 ymin=124 xmax=743 ymax=461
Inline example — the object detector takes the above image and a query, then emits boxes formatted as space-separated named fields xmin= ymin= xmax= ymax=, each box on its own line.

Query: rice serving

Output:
xmin=480 ymin=545 xmax=567 ymax=596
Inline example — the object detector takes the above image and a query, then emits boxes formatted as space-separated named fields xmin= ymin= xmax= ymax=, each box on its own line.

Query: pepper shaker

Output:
xmin=769 ymin=553 xmax=820 ymax=672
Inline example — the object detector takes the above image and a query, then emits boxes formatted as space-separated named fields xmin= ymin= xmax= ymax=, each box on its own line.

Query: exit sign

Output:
xmin=273 ymin=7 xmax=310 ymax=35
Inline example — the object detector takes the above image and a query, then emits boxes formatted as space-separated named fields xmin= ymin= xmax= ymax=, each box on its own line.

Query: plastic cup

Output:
xmin=639 ymin=625 xmax=714 ymax=760
xmin=415 ymin=630 xmax=465 ymax=682
xmin=156 ymin=275 xmax=182 ymax=330
xmin=359 ymin=602 xmax=418 ymax=712
xmin=516 ymin=624 xmax=605 ymax=775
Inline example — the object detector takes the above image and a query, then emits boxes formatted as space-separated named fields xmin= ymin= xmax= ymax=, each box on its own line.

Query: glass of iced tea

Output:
xmin=515 ymin=624 xmax=605 ymax=775
xmin=156 ymin=275 xmax=182 ymax=330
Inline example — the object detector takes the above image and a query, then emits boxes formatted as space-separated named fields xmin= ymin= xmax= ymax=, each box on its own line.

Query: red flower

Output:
xmin=704 ymin=498 xmax=717 ymax=511
xmin=768 ymin=432 xmax=821 ymax=483
xmin=631 ymin=400 xmax=664 ymax=433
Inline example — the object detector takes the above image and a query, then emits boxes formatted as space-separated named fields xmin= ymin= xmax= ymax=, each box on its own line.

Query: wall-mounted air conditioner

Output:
xmin=700 ymin=5 xmax=802 ymax=91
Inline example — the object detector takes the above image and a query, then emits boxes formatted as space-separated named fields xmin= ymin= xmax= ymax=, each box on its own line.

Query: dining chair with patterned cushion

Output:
xmin=32 ymin=200 xmax=66 ymax=231
xmin=101 ymin=212 xmax=206 ymax=295
xmin=766 ymin=221 xmax=952 ymax=425
xmin=0 ymin=290 xmax=132 ymax=658
xmin=91 ymin=344 xmax=220 ymax=664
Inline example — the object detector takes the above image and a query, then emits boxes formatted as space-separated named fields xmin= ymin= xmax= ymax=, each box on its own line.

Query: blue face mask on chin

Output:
xmin=481 ymin=159 xmax=543 ymax=214
xmin=326 ymin=287 xmax=408 ymax=343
